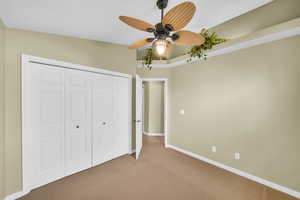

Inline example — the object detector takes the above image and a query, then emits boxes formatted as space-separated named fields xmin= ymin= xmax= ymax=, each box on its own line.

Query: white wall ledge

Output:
xmin=137 ymin=17 xmax=300 ymax=68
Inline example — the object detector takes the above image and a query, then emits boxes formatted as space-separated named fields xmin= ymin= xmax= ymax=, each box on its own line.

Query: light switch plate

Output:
xmin=212 ymin=146 xmax=216 ymax=153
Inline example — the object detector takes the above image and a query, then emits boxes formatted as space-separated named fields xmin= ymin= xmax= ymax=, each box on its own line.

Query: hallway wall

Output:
xmin=137 ymin=68 xmax=171 ymax=143
xmin=143 ymin=81 xmax=164 ymax=134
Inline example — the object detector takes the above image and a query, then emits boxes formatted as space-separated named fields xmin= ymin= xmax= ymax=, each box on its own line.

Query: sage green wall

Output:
xmin=4 ymin=28 xmax=136 ymax=196
xmin=143 ymin=81 xmax=164 ymax=133
xmin=170 ymin=35 xmax=300 ymax=192
xmin=0 ymin=19 xmax=6 ymax=200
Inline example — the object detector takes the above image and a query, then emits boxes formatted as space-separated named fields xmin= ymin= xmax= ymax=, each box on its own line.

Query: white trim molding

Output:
xmin=166 ymin=144 xmax=300 ymax=199
xmin=141 ymin=78 xmax=168 ymax=82
xmin=4 ymin=190 xmax=31 ymax=200
xmin=143 ymin=132 xmax=164 ymax=136
xmin=22 ymin=55 xmax=132 ymax=79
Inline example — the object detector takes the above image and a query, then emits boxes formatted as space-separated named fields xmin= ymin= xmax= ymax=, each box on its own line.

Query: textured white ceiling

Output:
xmin=0 ymin=0 xmax=272 ymax=45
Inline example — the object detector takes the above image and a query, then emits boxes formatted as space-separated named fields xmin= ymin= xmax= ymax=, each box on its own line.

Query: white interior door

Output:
xmin=135 ymin=74 xmax=143 ymax=159
xmin=65 ymin=69 xmax=92 ymax=176
xmin=92 ymin=74 xmax=115 ymax=166
xmin=23 ymin=63 xmax=65 ymax=189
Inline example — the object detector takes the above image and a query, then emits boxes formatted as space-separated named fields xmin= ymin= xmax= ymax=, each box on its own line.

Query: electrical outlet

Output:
xmin=212 ymin=146 xmax=216 ymax=153
xmin=180 ymin=109 xmax=185 ymax=115
xmin=234 ymin=152 xmax=240 ymax=160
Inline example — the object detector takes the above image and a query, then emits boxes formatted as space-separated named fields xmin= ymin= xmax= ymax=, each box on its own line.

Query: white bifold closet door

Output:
xmin=92 ymin=74 xmax=130 ymax=166
xmin=64 ymin=69 xmax=92 ymax=176
xmin=92 ymin=74 xmax=114 ymax=165
xmin=23 ymin=60 xmax=131 ymax=191
xmin=23 ymin=63 xmax=65 ymax=189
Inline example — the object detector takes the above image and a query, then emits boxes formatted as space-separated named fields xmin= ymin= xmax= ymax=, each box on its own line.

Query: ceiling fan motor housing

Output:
xmin=153 ymin=22 xmax=179 ymax=42
xmin=154 ymin=23 xmax=167 ymax=39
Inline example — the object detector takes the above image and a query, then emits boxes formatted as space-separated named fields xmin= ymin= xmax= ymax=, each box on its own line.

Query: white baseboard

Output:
xmin=4 ymin=189 xmax=31 ymax=200
xmin=166 ymin=144 xmax=300 ymax=199
xmin=143 ymin=132 xmax=164 ymax=136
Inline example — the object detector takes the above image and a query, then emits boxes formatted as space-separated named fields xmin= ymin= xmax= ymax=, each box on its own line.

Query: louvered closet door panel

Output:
xmin=65 ymin=69 xmax=92 ymax=176
xmin=25 ymin=63 xmax=65 ymax=188
xmin=92 ymin=74 xmax=115 ymax=166
xmin=114 ymin=77 xmax=130 ymax=157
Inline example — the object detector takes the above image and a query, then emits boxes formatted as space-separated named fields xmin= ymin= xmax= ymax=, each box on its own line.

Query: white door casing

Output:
xmin=135 ymin=74 xmax=143 ymax=159
xmin=140 ymin=78 xmax=168 ymax=147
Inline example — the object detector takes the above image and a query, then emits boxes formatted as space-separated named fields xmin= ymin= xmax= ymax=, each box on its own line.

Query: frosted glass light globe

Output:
xmin=152 ymin=39 xmax=171 ymax=57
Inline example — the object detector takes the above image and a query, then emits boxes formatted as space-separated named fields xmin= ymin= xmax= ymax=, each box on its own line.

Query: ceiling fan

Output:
xmin=119 ymin=0 xmax=205 ymax=57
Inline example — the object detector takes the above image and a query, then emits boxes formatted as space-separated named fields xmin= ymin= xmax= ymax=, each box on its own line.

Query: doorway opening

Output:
xmin=142 ymin=78 xmax=168 ymax=147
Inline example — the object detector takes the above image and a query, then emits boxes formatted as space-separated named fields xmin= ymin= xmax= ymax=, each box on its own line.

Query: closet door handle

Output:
xmin=102 ymin=122 xmax=106 ymax=125
xmin=76 ymin=125 xmax=80 ymax=129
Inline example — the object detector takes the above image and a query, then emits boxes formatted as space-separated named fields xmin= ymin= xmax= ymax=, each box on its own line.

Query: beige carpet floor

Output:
xmin=20 ymin=136 xmax=297 ymax=200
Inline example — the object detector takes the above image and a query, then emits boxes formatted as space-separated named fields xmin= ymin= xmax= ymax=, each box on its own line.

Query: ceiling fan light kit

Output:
xmin=119 ymin=0 xmax=205 ymax=58
xmin=152 ymin=39 xmax=172 ymax=57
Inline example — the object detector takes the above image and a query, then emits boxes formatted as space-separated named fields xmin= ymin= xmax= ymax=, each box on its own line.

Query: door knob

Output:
xmin=76 ymin=125 xmax=80 ymax=128
xmin=102 ymin=122 xmax=106 ymax=125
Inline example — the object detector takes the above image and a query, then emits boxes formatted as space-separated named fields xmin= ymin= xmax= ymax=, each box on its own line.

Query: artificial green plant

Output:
xmin=187 ymin=29 xmax=227 ymax=62
xmin=142 ymin=29 xmax=227 ymax=69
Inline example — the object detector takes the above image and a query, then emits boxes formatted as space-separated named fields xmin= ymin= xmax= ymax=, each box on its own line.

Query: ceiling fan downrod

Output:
xmin=157 ymin=0 xmax=168 ymax=22
xmin=155 ymin=0 xmax=177 ymax=40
